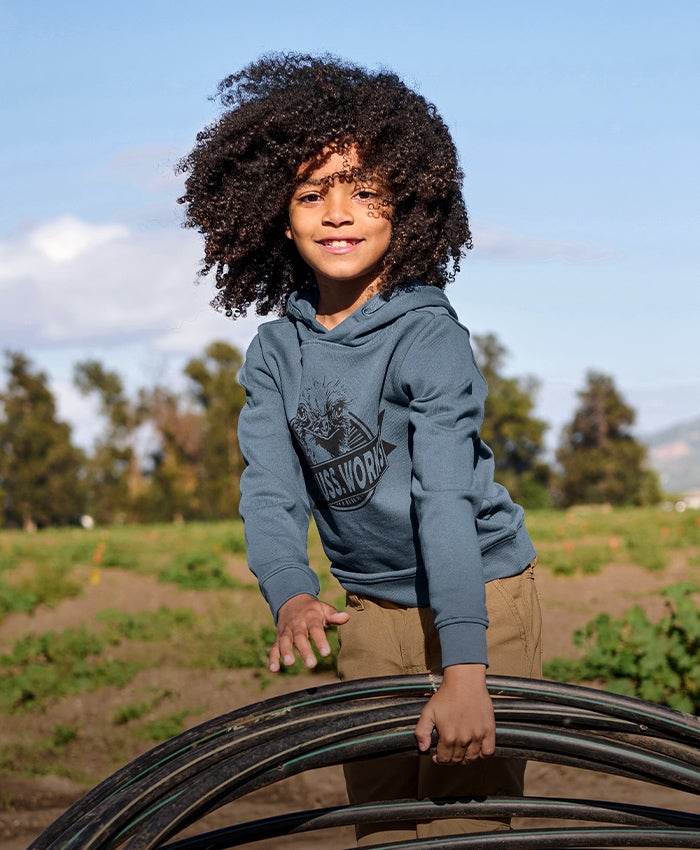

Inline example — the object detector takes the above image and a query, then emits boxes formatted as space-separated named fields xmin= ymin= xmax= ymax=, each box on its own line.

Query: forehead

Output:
xmin=294 ymin=146 xmax=367 ymax=186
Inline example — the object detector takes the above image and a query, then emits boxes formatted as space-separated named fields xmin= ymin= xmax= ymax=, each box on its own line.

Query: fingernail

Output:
xmin=320 ymin=646 xmax=330 ymax=656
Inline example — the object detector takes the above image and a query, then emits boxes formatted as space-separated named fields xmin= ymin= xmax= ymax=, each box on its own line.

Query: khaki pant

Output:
xmin=337 ymin=562 xmax=542 ymax=845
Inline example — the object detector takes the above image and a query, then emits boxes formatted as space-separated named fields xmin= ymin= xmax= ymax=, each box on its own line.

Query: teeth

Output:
xmin=324 ymin=240 xmax=354 ymax=247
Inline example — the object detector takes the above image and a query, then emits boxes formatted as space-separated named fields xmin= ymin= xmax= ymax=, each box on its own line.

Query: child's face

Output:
xmin=285 ymin=147 xmax=392 ymax=298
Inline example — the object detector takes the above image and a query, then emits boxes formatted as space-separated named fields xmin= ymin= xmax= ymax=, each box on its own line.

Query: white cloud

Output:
xmin=26 ymin=216 xmax=129 ymax=264
xmin=471 ymin=221 xmax=619 ymax=264
xmin=0 ymin=214 xmax=262 ymax=355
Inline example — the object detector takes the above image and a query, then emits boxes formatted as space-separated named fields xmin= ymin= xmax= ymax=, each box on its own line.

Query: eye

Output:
xmin=354 ymin=188 xmax=380 ymax=202
xmin=296 ymin=191 xmax=323 ymax=204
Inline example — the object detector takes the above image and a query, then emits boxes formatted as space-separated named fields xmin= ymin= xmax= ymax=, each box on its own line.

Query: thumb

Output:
xmin=324 ymin=606 xmax=350 ymax=625
xmin=414 ymin=709 xmax=435 ymax=752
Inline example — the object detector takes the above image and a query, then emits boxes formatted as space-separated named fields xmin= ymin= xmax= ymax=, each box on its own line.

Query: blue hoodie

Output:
xmin=238 ymin=282 xmax=536 ymax=667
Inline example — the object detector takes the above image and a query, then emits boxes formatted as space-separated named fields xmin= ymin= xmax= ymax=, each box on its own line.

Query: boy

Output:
xmin=179 ymin=52 xmax=542 ymax=844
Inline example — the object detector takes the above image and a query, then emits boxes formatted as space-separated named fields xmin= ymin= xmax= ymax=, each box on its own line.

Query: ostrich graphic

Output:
xmin=291 ymin=380 xmax=353 ymax=463
xmin=291 ymin=379 xmax=396 ymax=511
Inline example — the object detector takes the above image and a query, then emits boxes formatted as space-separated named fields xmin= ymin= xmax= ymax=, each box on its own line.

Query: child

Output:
xmin=179 ymin=53 xmax=542 ymax=844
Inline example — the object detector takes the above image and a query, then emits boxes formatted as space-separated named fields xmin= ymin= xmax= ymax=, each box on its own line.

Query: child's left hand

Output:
xmin=414 ymin=663 xmax=496 ymax=764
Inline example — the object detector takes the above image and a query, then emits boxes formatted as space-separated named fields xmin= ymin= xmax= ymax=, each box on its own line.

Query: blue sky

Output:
xmin=1 ymin=1 xmax=698 ymax=450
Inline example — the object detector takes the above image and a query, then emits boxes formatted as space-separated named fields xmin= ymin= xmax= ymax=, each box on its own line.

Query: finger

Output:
xmin=463 ymin=740 xmax=483 ymax=762
xmin=268 ymin=642 xmax=282 ymax=673
xmin=414 ymin=714 xmax=436 ymax=752
xmin=436 ymin=740 xmax=465 ymax=764
xmin=291 ymin=628 xmax=317 ymax=668
xmin=308 ymin=622 xmax=331 ymax=658
xmin=325 ymin=609 xmax=350 ymax=625
xmin=480 ymin=730 xmax=496 ymax=758
xmin=276 ymin=632 xmax=297 ymax=667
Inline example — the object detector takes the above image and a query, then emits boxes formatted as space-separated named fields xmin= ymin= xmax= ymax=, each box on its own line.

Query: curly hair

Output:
xmin=178 ymin=53 xmax=472 ymax=317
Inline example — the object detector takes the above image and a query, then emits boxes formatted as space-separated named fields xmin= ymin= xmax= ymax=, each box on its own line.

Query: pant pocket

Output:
xmin=486 ymin=568 xmax=542 ymax=678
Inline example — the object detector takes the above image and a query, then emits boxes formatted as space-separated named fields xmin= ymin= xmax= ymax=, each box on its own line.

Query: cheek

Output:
xmin=379 ymin=221 xmax=393 ymax=252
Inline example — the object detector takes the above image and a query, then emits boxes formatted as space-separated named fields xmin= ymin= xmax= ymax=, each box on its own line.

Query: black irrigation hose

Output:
xmin=30 ymin=677 xmax=700 ymax=850
xmin=160 ymin=797 xmax=700 ymax=850
xmin=362 ymin=828 xmax=700 ymax=849
xmin=140 ymin=724 xmax=700 ymax=850
xmin=41 ymin=713 xmax=699 ymax=850
xmin=35 ymin=692 xmax=700 ymax=844
xmin=34 ymin=675 xmax=700 ymax=847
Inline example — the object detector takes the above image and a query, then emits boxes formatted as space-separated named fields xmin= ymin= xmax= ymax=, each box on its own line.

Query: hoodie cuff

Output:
xmin=438 ymin=621 xmax=489 ymax=668
xmin=259 ymin=565 xmax=321 ymax=622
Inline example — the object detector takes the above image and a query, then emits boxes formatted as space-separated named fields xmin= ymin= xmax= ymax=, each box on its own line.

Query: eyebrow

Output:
xmin=294 ymin=168 xmax=377 ymax=188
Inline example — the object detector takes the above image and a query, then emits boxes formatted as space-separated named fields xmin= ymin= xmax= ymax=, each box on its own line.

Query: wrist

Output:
xmin=442 ymin=663 xmax=487 ymax=684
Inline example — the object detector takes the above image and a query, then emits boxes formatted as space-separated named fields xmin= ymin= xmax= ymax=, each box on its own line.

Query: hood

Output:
xmin=286 ymin=282 xmax=458 ymax=345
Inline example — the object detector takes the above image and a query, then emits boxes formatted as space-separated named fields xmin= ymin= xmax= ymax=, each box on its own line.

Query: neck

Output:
xmin=315 ymin=279 xmax=379 ymax=329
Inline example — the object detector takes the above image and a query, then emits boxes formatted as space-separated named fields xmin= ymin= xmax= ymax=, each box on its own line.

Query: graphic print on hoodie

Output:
xmin=290 ymin=378 xmax=396 ymax=511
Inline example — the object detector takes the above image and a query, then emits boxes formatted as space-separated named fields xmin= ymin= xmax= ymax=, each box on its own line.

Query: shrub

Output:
xmin=544 ymin=582 xmax=700 ymax=713
xmin=159 ymin=552 xmax=239 ymax=590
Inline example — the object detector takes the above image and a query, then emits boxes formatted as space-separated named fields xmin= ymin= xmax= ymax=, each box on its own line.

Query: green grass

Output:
xmin=0 ymin=622 xmax=139 ymax=712
xmin=159 ymin=551 xmax=243 ymax=590
xmin=135 ymin=711 xmax=189 ymax=742
xmin=527 ymin=506 xmax=700 ymax=574
xmin=96 ymin=607 xmax=196 ymax=642
xmin=0 ymin=580 xmax=37 ymax=616
xmin=0 ymin=520 xmax=258 ymax=621
xmin=0 ymin=723 xmax=80 ymax=778
xmin=0 ymin=608 xmax=196 ymax=712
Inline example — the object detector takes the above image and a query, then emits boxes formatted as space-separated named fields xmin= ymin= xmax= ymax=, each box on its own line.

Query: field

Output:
xmin=0 ymin=506 xmax=699 ymax=848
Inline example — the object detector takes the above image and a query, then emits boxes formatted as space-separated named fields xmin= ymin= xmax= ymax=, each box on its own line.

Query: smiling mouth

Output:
xmin=318 ymin=239 xmax=362 ymax=248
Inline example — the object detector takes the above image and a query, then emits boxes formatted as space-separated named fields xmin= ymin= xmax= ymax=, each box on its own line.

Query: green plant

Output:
xmin=0 ymin=626 xmax=135 ymax=712
xmin=113 ymin=700 xmax=152 ymax=725
xmin=112 ymin=688 xmax=174 ymax=725
xmin=17 ymin=559 xmax=82 ymax=607
xmin=0 ymin=580 xmax=37 ymax=617
xmin=159 ymin=551 xmax=240 ymax=590
xmin=624 ymin=532 xmax=667 ymax=571
xmin=223 ymin=532 xmax=246 ymax=554
xmin=51 ymin=723 xmax=78 ymax=748
xmin=136 ymin=711 xmax=188 ymax=742
xmin=545 ymin=544 xmax=611 ymax=577
xmin=0 ymin=723 xmax=79 ymax=778
xmin=96 ymin=607 xmax=195 ymax=642
xmin=544 ymin=582 xmax=700 ymax=713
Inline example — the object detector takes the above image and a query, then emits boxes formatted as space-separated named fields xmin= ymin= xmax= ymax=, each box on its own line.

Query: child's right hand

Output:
xmin=270 ymin=593 xmax=349 ymax=672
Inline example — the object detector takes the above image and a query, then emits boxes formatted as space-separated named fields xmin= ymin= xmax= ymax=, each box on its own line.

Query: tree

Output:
xmin=74 ymin=360 xmax=142 ymax=523
xmin=472 ymin=333 xmax=551 ymax=507
xmin=0 ymin=352 xmax=85 ymax=529
xmin=184 ymin=341 xmax=246 ymax=518
xmin=555 ymin=371 xmax=661 ymax=507
xmin=136 ymin=385 xmax=203 ymax=522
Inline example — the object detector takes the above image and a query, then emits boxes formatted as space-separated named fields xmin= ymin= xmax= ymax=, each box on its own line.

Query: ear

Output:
xmin=284 ymin=223 xmax=293 ymax=240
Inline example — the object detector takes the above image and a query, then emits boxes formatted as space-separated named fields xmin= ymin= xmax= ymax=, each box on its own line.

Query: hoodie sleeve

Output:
xmin=238 ymin=335 xmax=320 ymax=620
xmin=401 ymin=315 xmax=492 ymax=667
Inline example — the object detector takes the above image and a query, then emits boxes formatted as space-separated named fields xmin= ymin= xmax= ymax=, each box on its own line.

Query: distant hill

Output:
xmin=644 ymin=416 xmax=700 ymax=494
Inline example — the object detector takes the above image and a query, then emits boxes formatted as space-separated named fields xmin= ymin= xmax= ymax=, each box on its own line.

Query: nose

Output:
xmin=322 ymin=187 xmax=354 ymax=227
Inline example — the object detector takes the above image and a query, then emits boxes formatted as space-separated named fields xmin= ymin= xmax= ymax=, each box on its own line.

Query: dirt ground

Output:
xmin=1 ymin=552 xmax=698 ymax=849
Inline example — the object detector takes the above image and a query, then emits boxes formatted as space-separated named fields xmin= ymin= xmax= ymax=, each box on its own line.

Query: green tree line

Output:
xmin=0 ymin=336 xmax=660 ymax=529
